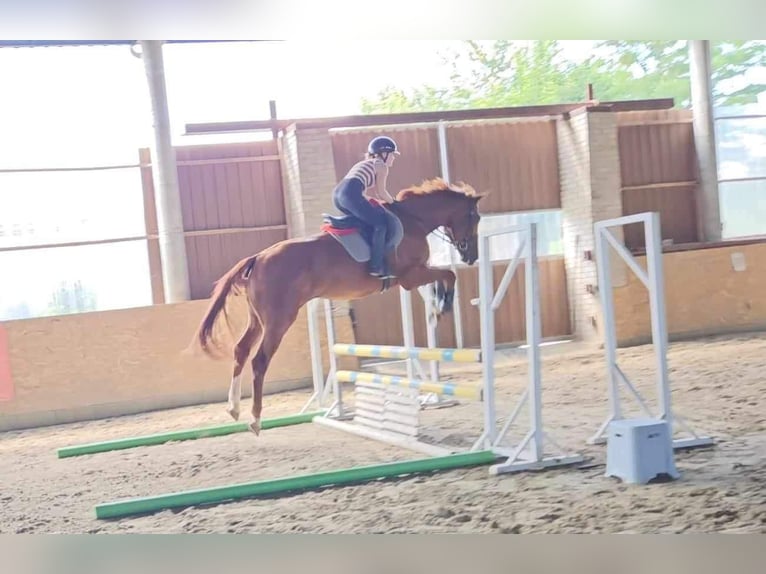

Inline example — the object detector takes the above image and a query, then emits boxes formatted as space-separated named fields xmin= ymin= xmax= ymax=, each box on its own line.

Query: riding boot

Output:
xmin=368 ymin=225 xmax=387 ymax=277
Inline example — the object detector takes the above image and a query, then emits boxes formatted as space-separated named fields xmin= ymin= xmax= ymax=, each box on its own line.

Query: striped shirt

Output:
xmin=345 ymin=158 xmax=385 ymax=189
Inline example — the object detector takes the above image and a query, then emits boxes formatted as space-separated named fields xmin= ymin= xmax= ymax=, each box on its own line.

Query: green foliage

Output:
xmin=360 ymin=41 xmax=766 ymax=113
xmin=45 ymin=280 xmax=98 ymax=316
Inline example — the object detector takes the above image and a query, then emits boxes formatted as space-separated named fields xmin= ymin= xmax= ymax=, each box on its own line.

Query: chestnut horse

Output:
xmin=190 ymin=178 xmax=484 ymax=434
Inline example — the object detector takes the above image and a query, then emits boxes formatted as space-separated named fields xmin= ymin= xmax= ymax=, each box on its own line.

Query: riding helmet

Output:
xmin=367 ymin=136 xmax=400 ymax=156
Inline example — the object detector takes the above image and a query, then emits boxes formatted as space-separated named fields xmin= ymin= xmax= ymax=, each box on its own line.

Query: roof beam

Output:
xmin=184 ymin=98 xmax=675 ymax=135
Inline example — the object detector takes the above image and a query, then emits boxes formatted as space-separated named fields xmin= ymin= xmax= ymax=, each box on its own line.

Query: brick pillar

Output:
xmin=279 ymin=125 xmax=339 ymax=238
xmin=278 ymin=124 xmax=356 ymax=338
xmin=279 ymin=126 xmax=306 ymax=239
xmin=558 ymin=109 xmax=624 ymax=342
xmin=589 ymin=111 xmax=623 ymax=226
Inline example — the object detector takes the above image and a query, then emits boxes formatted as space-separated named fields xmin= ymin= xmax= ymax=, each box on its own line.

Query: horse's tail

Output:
xmin=190 ymin=254 xmax=259 ymax=360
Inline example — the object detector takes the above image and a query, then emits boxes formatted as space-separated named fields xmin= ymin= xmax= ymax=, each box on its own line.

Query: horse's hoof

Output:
xmin=226 ymin=406 xmax=240 ymax=421
xmin=248 ymin=418 xmax=261 ymax=436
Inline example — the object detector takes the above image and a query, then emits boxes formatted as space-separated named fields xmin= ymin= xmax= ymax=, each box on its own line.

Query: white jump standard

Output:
xmin=475 ymin=221 xmax=583 ymax=474
xmin=590 ymin=211 xmax=714 ymax=450
xmin=312 ymin=222 xmax=584 ymax=476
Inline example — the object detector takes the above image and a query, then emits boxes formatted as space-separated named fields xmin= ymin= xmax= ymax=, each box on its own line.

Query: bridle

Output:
xmin=388 ymin=193 xmax=479 ymax=259
xmin=430 ymin=204 xmax=479 ymax=259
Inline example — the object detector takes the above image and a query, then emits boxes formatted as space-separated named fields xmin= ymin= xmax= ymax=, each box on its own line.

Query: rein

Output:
xmin=388 ymin=200 xmax=459 ymax=250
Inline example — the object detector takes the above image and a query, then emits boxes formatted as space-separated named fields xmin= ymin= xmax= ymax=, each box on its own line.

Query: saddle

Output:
xmin=321 ymin=198 xmax=401 ymax=245
xmin=320 ymin=201 xmax=404 ymax=271
xmin=322 ymin=212 xmax=376 ymax=242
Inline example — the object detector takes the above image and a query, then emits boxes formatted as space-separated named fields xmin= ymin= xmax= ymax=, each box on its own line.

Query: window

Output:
xmin=720 ymin=180 xmax=766 ymax=239
xmin=0 ymin=45 xmax=155 ymax=320
xmin=0 ymin=169 xmax=146 ymax=249
xmin=715 ymin=104 xmax=766 ymax=239
xmin=0 ymin=241 xmax=153 ymax=321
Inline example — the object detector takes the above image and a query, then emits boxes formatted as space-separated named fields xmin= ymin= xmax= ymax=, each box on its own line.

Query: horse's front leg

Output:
xmin=399 ymin=265 xmax=456 ymax=316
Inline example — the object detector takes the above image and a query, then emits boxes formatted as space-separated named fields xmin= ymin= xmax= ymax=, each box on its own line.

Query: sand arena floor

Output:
xmin=1 ymin=333 xmax=764 ymax=534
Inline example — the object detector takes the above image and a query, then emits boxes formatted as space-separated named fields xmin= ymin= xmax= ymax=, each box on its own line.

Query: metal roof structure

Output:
xmin=0 ymin=40 xmax=271 ymax=49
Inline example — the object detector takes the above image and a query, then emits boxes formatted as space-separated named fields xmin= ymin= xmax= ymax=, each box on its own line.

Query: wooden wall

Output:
xmin=612 ymin=241 xmax=766 ymax=345
xmin=0 ymin=300 xmax=355 ymax=431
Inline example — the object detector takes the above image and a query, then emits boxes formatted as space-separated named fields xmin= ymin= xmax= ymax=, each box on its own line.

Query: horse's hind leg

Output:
xmin=248 ymin=305 xmax=301 ymax=435
xmin=227 ymin=310 xmax=262 ymax=421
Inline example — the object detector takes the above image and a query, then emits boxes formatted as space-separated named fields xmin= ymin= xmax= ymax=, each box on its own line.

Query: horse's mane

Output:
xmin=395 ymin=178 xmax=480 ymax=202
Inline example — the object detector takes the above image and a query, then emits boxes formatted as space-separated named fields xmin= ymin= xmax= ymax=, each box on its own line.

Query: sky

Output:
xmin=0 ymin=40 xmax=763 ymax=319
xmin=0 ymin=40 xmax=601 ymax=165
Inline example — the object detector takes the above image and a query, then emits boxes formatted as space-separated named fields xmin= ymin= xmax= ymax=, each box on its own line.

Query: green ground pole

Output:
xmin=57 ymin=411 xmax=326 ymax=459
xmin=95 ymin=450 xmax=498 ymax=519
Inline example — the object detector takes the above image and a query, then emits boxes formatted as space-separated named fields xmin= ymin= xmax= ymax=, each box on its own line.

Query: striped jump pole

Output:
xmin=332 ymin=344 xmax=481 ymax=364
xmin=312 ymin=325 xmax=485 ymax=456
xmin=335 ymin=370 xmax=483 ymax=402
xmin=317 ymin=341 xmax=488 ymax=456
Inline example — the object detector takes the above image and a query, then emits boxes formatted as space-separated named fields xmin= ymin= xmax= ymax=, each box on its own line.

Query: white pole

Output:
xmin=599 ymin=226 xmax=621 ymax=422
xmin=303 ymin=298 xmax=325 ymax=411
xmin=525 ymin=223 xmax=544 ymax=460
xmin=591 ymin=222 xmax=622 ymax=441
xmin=645 ymin=213 xmax=674 ymax=433
xmin=138 ymin=40 xmax=190 ymax=302
xmin=418 ymin=285 xmax=440 ymax=383
xmin=399 ymin=288 xmax=417 ymax=379
xmin=323 ymin=299 xmax=345 ymax=416
xmin=437 ymin=120 xmax=464 ymax=348
xmin=478 ymin=233 xmax=496 ymax=445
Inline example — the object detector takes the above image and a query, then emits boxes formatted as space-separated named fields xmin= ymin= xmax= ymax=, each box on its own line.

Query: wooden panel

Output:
xmin=348 ymin=288 xmax=404 ymax=347
xmin=349 ymin=257 xmax=571 ymax=347
xmin=186 ymin=228 xmax=288 ymax=300
xmin=618 ymin=122 xmax=697 ymax=187
xmin=175 ymin=141 xmax=285 ymax=231
xmin=446 ymin=120 xmax=561 ymax=213
xmin=0 ymin=298 xmax=357 ymax=431
xmin=0 ymin=324 xmax=12 ymax=401
xmin=616 ymin=111 xmax=700 ymax=250
xmin=622 ymin=185 xmax=698 ymax=249
xmin=330 ymin=127 xmax=442 ymax=193
xmin=612 ymin=241 xmax=766 ymax=346
xmin=139 ymin=140 xmax=289 ymax=301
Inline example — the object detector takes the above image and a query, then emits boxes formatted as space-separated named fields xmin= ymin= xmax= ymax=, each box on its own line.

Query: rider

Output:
xmin=332 ymin=135 xmax=400 ymax=278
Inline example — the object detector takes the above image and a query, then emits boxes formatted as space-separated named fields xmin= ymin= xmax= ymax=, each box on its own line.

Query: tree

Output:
xmin=591 ymin=41 xmax=766 ymax=107
xmin=45 ymin=280 xmax=98 ymax=316
xmin=360 ymin=41 xmax=766 ymax=113
xmin=362 ymin=41 xmax=587 ymax=113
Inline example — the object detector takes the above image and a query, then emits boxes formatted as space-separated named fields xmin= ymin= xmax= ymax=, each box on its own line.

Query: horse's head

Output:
xmin=395 ymin=178 xmax=485 ymax=265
